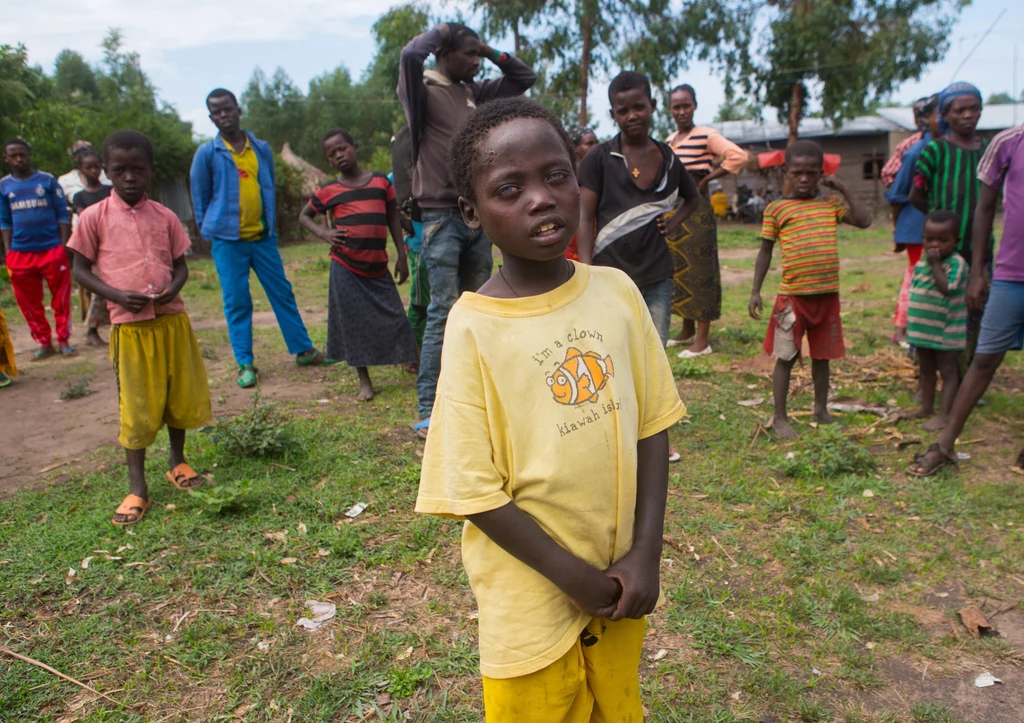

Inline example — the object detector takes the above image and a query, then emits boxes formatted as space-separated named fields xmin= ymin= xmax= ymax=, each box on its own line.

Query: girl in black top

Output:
xmin=70 ymin=150 xmax=113 ymax=346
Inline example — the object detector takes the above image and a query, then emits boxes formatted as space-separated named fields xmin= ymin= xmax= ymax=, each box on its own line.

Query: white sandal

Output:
xmin=666 ymin=336 xmax=696 ymax=348
xmin=677 ymin=346 xmax=713 ymax=359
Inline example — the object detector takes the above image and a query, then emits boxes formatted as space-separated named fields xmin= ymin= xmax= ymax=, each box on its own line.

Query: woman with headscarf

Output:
xmin=910 ymin=81 xmax=993 ymax=360
xmin=564 ymin=126 xmax=599 ymax=261
xmin=664 ymin=84 xmax=748 ymax=357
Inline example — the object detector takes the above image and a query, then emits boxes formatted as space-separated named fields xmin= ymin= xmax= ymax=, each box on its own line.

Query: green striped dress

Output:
xmin=914 ymin=138 xmax=991 ymax=262
xmin=906 ymin=253 xmax=968 ymax=351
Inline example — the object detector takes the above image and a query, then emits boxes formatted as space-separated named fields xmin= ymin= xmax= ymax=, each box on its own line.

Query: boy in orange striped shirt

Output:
xmin=749 ymin=140 xmax=872 ymax=439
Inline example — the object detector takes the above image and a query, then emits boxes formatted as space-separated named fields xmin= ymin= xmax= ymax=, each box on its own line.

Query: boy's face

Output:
xmin=923 ymin=220 xmax=958 ymax=259
xmin=208 ymin=95 xmax=242 ymax=136
xmin=3 ymin=144 xmax=31 ymax=174
xmin=459 ymin=118 xmax=579 ymax=262
xmin=442 ymin=36 xmax=482 ymax=84
xmin=323 ymin=135 xmax=357 ymax=173
xmin=669 ymin=90 xmax=696 ymax=130
xmin=105 ymin=147 xmax=153 ymax=206
xmin=783 ymin=155 xmax=822 ymax=198
xmin=610 ymin=88 xmax=655 ymax=142
xmin=943 ymin=96 xmax=981 ymax=136
xmin=575 ymin=132 xmax=598 ymax=162
xmin=80 ymin=156 xmax=103 ymax=183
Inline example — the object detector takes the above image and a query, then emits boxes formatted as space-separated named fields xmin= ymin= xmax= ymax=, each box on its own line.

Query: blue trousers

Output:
xmin=210 ymin=237 xmax=313 ymax=366
xmin=640 ymin=278 xmax=673 ymax=348
xmin=416 ymin=212 xmax=493 ymax=419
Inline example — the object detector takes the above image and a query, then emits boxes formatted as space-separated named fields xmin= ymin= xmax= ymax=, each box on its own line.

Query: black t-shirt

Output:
xmin=578 ymin=135 xmax=697 ymax=289
xmin=72 ymin=186 xmax=112 ymax=214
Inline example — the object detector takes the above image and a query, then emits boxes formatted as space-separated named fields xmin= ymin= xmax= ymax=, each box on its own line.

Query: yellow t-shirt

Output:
xmin=415 ymin=263 xmax=686 ymax=679
xmin=228 ymin=139 xmax=264 ymax=241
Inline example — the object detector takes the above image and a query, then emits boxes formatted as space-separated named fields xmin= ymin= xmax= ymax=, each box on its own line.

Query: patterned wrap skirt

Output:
xmin=327 ymin=259 xmax=419 ymax=368
xmin=665 ymin=193 xmax=722 ymax=322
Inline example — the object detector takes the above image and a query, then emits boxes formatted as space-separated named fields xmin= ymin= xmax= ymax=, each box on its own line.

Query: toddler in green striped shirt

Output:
xmin=906 ymin=210 xmax=968 ymax=431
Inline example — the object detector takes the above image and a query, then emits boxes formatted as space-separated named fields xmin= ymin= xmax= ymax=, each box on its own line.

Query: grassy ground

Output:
xmin=2 ymin=223 xmax=1023 ymax=722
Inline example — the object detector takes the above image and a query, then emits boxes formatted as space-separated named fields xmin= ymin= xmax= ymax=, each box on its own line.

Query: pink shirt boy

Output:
xmin=68 ymin=193 xmax=191 ymax=325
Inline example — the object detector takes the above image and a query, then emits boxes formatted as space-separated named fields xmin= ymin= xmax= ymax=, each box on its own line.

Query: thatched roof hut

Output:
xmin=280 ymin=143 xmax=330 ymax=197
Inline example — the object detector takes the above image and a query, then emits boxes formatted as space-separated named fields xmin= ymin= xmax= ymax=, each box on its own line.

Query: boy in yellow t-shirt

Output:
xmin=415 ymin=97 xmax=685 ymax=721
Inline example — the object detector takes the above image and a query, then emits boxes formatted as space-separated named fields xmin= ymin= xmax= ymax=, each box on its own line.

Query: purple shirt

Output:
xmin=978 ymin=125 xmax=1024 ymax=282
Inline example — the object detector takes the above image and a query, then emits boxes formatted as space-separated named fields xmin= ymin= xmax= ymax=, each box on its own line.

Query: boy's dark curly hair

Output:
xmin=447 ymin=97 xmax=576 ymax=201
xmin=784 ymin=139 xmax=824 ymax=167
xmin=438 ymin=23 xmax=479 ymax=56
xmin=925 ymin=209 xmax=960 ymax=232
xmin=102 ymin=130 xmax=154 ymax=166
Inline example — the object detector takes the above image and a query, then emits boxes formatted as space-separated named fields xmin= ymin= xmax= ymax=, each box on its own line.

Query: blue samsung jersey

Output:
xmin=0 ymin=171 xmax=69 ymax=252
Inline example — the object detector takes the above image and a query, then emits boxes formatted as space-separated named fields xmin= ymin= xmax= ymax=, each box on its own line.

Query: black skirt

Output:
xmin=327 ymin=260 xmax=418 ymax=367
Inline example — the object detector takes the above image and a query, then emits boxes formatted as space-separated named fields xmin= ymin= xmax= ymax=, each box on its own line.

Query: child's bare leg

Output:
xmin=113 ymin=447 xmax=149 ymax=524
xmin=812 ymin=359 xmax=836 ymax=424
xmin=907 ymin=349 xmax=937 ymax=419
xmin=924 ymin=351 xmax=960 ymax=431
xmin=356 ymin=367 xmax=374 ymax=402
xmin=772 ymin=356 xmax=798 ymax=439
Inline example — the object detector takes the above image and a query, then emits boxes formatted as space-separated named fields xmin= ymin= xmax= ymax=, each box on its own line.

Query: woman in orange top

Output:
xmin=664 ymin=85 xmax=748 ymax=356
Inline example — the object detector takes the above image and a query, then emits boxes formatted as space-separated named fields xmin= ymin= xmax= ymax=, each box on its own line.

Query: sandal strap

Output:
xmin=169 ymin=463 xmax=198 ymax=481
xmin=115 ymin=494 xmax=149 ymax=514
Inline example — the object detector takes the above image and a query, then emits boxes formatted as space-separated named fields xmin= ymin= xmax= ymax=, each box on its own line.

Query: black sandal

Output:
xmin=907 ymin=443 xmax=958 ymax=478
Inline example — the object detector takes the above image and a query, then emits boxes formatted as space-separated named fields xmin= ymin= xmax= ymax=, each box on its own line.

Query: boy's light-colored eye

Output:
xmin=548 ymin=171 xmax=570 ymax=183
xmin=495 ymin=185 xmax=520 ymax=199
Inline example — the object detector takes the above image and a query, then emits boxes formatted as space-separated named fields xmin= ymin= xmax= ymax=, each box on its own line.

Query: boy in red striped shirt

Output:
xmin=749 ymin=140 xmax=872 ymax=439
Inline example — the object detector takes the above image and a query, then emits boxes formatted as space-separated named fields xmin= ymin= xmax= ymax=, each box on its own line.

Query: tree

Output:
xmin=474 ymin=0 xmax=658 ymax=127
xmin=714 ymin=96 xmax=756 ymax=123
xmin=364 ymin=3 xmax=430 ymax=91
xmin=1 ymin=33 xmax=196 ymax=181
xmin=986 ymin=92 xmax=1014 ymax=105
xmin=669 ymin=0 xmax=963 ymax=144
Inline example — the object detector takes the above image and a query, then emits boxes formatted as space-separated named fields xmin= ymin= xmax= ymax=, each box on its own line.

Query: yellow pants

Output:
xmin=111 ymin=313 xmax=211 ymax=450
xmin=0 ymin=309 xmax=17 ymax=378
xmin=482 ymin=617 xmax=646 ymax=723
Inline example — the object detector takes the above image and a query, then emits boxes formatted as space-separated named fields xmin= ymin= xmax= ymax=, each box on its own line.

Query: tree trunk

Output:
xmin=513 ymin=18 xmax=523 ymax=57
xmin=787 ymin=80 xmax=804 ymax=145
xmin=579 ymin=4 xmax=592 ymax=127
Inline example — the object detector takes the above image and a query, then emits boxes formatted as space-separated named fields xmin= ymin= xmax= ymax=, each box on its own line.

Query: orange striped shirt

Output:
xmin=761 ymin=196 xmax=849 ymax=295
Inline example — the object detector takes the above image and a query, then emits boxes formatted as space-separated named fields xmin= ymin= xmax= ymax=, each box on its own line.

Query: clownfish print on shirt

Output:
xmin=546 ymin=347 xmax=614 ymax=406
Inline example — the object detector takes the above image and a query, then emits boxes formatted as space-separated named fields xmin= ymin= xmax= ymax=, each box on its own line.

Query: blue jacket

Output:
xmin=190 ymin=131 xmax=277 ymax=243
xmin=885 ymin=132 xmax=931 ymax=246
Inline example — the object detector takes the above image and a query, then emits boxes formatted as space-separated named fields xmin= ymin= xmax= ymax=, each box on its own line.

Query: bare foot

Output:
xmin=903 ymin=408 xmax=934 ymax=420
xmin=813 ymin=409 xmax=838 ymax=425
xmin=773 ymin=416 xmax=798 ymax=439
xmin=922 ymin=414 xmax=948 ymax=431
xmin=1015 ymin=446 xmax=1024 ymax=470
xmin=85 ymin=330 xmax=106 ymax=347
xmin=356 ymin=382 xmax=375 ymax=402
xmin=400 ymin=363 xmax=418 ymax=375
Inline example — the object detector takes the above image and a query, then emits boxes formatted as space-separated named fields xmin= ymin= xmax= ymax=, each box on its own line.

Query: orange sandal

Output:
xmin=166 ymin=463 xmax=204 ymax=491
xmin=112 ymin=494 xmax=151 ymax=526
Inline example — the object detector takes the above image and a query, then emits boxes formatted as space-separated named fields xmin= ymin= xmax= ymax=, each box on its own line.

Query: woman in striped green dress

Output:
xmin=909 ymin=81 xmax=992 ymax=360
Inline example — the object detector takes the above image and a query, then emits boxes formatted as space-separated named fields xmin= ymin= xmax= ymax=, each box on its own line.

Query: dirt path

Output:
xmin=0 ymin=311 xmax=333 ymax=492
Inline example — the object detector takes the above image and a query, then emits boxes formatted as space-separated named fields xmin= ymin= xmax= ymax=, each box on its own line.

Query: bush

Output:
xmin=208 ymin=395 xmax=300 ymax=458
xmin=60 ymin=378 xmax=94 ymax=401
xmin=189 ymin=479 xmax=252 ymax=515
xmin=772 ymin=426 xmax=876 ymax=479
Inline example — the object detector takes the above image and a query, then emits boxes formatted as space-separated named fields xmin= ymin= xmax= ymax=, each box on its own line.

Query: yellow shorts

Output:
xmin=110 ymin=313 xmax=211 ymax=450
xmin=482 ymin=617 xmax=646 ymax=723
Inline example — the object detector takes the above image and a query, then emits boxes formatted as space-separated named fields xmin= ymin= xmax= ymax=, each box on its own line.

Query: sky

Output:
xmin=6 ymin=0 xmax=1023 ymax=143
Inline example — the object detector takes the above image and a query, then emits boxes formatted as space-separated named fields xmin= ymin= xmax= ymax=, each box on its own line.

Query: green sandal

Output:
xmin=0 ymin=373 xmax=11 ymax=388
xmin=295 ymin=349 xmax=326 ymax=367
xmin=237 ymin=364 xmax=258 ymax=389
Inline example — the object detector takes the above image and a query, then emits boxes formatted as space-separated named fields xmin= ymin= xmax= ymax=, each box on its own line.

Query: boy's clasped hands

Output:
xmin=566 ymin=545 xmax=661 ymax=621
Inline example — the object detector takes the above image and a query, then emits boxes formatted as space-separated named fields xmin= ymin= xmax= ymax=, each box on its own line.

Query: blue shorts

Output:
xmin=976 ymin=280 xmax=1024 ymax=355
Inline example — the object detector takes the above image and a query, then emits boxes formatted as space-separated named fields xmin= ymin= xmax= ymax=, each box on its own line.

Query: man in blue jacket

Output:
xmin=190 ymin=88 xmax=324 ymax=388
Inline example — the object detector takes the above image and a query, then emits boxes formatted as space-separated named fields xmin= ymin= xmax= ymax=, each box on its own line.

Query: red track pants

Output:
xmin=6 ymin=246 xmax=73 ymax=347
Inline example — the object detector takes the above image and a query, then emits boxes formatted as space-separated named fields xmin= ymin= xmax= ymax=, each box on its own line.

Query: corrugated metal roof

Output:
xmin=711 ymin=104 xmax=1024 ymax=145
xmin=709 ymin=115 xmax=904 ymax=145
xmin=876 ymin=103 xmax=1024 ymax=132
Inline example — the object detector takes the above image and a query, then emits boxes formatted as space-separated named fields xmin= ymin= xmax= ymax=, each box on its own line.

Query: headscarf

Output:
xmin=938 ymin=82 xmax=982 ymax=135
xmin=568 ymin=126 xmax=593 ymax=147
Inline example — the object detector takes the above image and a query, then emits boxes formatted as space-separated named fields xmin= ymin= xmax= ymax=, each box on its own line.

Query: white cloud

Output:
xmin=9 ymin=0 xmax=405 ymax=67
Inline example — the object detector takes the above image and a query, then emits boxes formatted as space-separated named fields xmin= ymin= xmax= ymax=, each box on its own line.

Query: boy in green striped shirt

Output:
xmin=906 ymin=211 xmax=967 ymax=431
